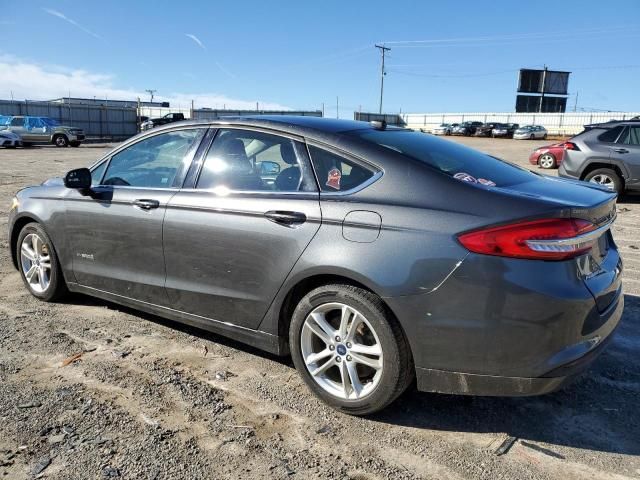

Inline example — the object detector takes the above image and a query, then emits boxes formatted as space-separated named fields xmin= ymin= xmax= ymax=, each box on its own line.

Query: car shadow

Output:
xmin=61 ymin=292 xmax=640 ymax=457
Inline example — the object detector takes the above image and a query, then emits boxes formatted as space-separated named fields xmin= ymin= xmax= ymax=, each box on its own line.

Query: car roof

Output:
xmin=150 ymin=115 xmax=393 ymax=141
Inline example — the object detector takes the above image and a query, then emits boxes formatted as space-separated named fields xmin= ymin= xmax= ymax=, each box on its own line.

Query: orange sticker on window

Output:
xmin=326 ymin=168 xmax=341 ymax=190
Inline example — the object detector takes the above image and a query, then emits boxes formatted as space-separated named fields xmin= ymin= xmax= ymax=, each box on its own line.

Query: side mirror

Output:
xmin=64 ymin=168 xmax=92 ymax=190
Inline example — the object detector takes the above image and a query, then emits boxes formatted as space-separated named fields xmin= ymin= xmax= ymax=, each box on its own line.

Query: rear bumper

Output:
xmin=385 ymin=247 xmax=624 ymax=396
xmin=415 ymin=294 xmax=622 ymax=396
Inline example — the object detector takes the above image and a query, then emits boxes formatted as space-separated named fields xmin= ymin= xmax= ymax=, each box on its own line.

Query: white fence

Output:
xmin=401 ymin=112 xmax=640 ymax=136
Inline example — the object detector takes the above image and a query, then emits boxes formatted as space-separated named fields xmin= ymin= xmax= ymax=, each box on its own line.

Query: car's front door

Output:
xmin=163 ymin=128 xmax=321 ymax=329
xmin=64 ymin=127 xmax=207 ymax=304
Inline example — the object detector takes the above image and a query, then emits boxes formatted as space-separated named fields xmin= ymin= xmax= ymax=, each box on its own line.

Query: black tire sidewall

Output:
xmin=54 ymin=135 xmax=68 ymax=147
xmin=16 ymin=223 xmax=65 ymax=301
xmin=585 ymin=168 xmax=623 ymax=194
xmin=289 ymin=285 xmax=405 ymax=415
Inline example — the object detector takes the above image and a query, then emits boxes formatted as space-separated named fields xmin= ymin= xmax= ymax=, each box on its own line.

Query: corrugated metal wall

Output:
xmin=0 ymin=100 xmax=138 ymax=140
xmin=401 ymin=112 xmax=640 ymax=135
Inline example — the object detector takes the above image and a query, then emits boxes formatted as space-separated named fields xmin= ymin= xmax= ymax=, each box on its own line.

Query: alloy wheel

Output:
xmin=301 ymin=302 xmax=383 ymax=400
xmin=589 ymin=174 xmax=615 ymax=190
xmin=539 ymin=154 xmax=555 ymax=169
xmin=20 ymin=233 xmax=51 ymax=293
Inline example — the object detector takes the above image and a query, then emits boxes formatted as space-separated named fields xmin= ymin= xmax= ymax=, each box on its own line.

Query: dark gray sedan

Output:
xmin=8 ymin=116 xmax=623 ymax=415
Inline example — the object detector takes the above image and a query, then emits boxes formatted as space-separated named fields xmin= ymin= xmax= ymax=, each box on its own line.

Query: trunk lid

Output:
xmin=495 ymin=175 xmax=620 ymax=313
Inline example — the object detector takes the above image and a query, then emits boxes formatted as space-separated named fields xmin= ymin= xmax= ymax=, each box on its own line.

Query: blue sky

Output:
xmin=1 ymin=0 xmax=639 ymax=117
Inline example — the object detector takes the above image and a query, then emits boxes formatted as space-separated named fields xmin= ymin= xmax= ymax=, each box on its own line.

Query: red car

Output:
xmin=529 ymin=143 xmax=567 ymax=169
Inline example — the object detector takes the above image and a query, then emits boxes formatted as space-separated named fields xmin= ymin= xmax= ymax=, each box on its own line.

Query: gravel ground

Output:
xmin=0 ymin=139 xmax=639 ymax=480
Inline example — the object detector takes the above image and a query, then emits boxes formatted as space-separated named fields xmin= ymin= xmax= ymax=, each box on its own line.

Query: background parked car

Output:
xmin=529 ymin=142 xmax=566 ymax=169
xmin=491 ymin=123 xmax=520 ymax=138
xmin=0 ymin=115 xmax=84 ymax=147
xmin=473 ymin=122 xmax=500 ymax=137
xmin=452 ymin=121 xmax=483 ymax=136
xmin=0 ymin=128 xmax=22 ymax=148
xmin=141 ymin=112 xmax=186 ymax=131
xmin=432 ymin=123 xmax=455 ymax=135
xmin=559 ymin=119 xmax=640 ymax=194
xmin=514 ymin=125 xmax=548 ymax=140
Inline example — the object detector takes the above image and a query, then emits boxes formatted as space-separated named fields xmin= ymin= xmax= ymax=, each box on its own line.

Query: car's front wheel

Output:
xmin=53 ymin=135 xmax=68 ymax=147
xmin=290 ymin=284 xmax=413 ymax=415
xmin=584 ymin=168 xmax=623 ymax=194
xmin=16 ymin=222 xmax=67 ymax=301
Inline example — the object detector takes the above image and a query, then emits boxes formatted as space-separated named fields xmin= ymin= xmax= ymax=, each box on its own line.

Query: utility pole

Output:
xmin=145 ymin=89 xmax=157 ymax=103
xmin=375 ymin=44 xmax=391 ymax=114
xmin=539 ymin=65 xmax=547 ymax=113
xmin=321 ymin=102 xmax=325 ymax=117
xmin=573 ymin=91 xmax=579 ymax=112
xmin=336 ymin=96 xmax=339 ymax=119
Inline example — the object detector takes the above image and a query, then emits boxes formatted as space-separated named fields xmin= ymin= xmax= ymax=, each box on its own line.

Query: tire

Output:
xmin=16 ymin=222 xmax=67 ymax=302
xmin=54 ymin=135 xmax=69 ymax=147
xmin=538 ymin=153 xmax=556 ymax=169
xmin=289 ymin=284 xmax=413 ymax=415
xmin=583 ymin=168 xmax=623 ymax=194
xmin=70 ymin=141 xmax=81 ymax=147
xmin=543 ymin=133 xmax=548 ymax=139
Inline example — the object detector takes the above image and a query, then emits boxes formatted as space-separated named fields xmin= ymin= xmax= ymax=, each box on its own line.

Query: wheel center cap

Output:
xmin=336 ymin=344 xmax=347 ymax=356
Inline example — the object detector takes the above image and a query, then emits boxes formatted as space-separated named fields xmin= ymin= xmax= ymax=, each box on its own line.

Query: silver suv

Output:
xmin=0 ymin=116 xmax=85 ymax=147
xmin=559 ymin=120 xmax=640 ymax=194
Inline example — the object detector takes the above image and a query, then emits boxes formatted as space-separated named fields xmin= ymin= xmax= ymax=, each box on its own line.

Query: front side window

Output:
xmin=197 ymin=129 xmax=313 ymax=192
xmin=10 ymin=117 xmax=24 ymax=127
xmin=102 ymin=128 xmax=205 ymax=188
xmin=621 ymin=127 xmax=640 ymax=146
xmin=307 ymin=145 xmax=377 ymax=192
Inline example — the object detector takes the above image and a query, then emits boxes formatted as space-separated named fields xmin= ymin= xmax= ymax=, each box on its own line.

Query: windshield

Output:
xmin=40 ymin=117 xmax=60 ymax=127
xmin=353 ymin=129 xmax=535 ymax=187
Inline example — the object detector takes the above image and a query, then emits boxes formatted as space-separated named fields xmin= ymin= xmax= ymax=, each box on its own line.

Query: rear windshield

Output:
xmin=353 ymin=129 xmax=535 ymax=187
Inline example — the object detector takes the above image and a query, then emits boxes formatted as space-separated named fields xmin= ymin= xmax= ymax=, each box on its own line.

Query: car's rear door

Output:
xmin=8 ymin=116 xmax=29 ymax=140
xmin=65 ymin=126 xmax=207 ymax=304
xmin=162 ymin=127 xmax=321 ymax=329
xmin=610 ymin=126 xmax=640 ymax=186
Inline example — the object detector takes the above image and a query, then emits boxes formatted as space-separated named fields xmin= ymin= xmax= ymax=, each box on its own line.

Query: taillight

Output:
xmin=563 ymin=142 xmax=580 ymax=151
xmin=458 ymin=218 xmax=600 ymax=260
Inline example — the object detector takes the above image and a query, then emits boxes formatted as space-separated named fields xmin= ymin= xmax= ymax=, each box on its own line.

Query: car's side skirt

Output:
xmin=67 ymin=283 xmax=287 ymax=355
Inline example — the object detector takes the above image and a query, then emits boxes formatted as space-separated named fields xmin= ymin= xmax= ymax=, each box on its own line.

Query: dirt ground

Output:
xmin=0 ymin=138 xmax=639 ymax=480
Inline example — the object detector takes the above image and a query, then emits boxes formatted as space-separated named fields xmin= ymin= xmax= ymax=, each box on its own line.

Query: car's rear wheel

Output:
xmin=16 ymin=223 xmax=67 ymax=302
xmin=54 ymin=135 xmax=68 ymax=147
xmin=538 ymin=153 xmax=556 ymax=169
xmin=290 ymin=284 xmax=413 ymax=415
xmin=584 ymin=168 xmax=623 ymax=194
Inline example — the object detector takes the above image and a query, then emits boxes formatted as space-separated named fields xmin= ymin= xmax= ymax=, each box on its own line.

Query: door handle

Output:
xmin=613 ymin=148 xmax=629 ymax=154
xmin=133 ymin=199 xmax=160 ymax=210
xmin=265 ymin=210 xmax=306 ymax=226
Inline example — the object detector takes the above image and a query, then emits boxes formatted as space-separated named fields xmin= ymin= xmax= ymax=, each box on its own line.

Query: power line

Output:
xmin=375 ymin=44 xmax=391 ymax=114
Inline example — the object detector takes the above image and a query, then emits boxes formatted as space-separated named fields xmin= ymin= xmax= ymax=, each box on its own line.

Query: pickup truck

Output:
xmin=140 ymin=113 xmax=185 ymax=131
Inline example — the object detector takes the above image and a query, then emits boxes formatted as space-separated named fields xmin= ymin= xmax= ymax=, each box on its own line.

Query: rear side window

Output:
xmin=10 ymin=117 xmax=24 ymax=127
xmin=354 ymin=129 xmax=534 ymax=187
xmin=597 ymin=126 xmax=624 ymax=143
xmin=307 ymin=146 xmax=376 ymax=192
xmin=621 ymin=127 xmax=640 ymax=145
